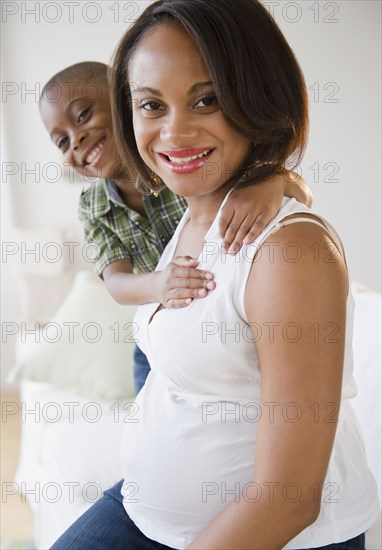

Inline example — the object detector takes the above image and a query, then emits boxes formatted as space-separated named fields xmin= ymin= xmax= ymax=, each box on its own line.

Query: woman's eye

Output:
xmin=194 ymin=95 xmax=218 ymax=108
xmin=77 ymin=108 xmax=90 ymax=123
xmin=141 ymin=101 xmax=162 ymax=111
xmin=57 ymin=137 xmax=68 ymax=149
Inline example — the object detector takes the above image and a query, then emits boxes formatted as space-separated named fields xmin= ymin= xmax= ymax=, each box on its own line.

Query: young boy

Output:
xmin=39 ymin=61 xmax=312 ymax=392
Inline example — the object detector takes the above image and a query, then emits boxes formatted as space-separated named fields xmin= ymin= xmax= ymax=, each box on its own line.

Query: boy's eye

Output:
xmin=57 ymin=137 xmax=68 ymax=149
xmin=77 ymin=108 xmax=90 ymax=123
xmin=194 ymin=95 xmax=218 ymax=109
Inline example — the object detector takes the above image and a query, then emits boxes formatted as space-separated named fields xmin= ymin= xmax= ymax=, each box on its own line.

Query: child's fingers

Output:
xmin=165 ymin=286 xmax=214 ymax=309
xmin=171 ymin=255 xmax=199 ymax=267
xmin=223 ymin=208 xmax=280 ymax=254
xmin=242 ymin=211 xmax=268 ymax=245
xmin=221 ymin=212 xmax=251 ymax=253
xmin=172 ymin=264 xmax=214 ymax=281
xmin=218 ymin=207 xmax=235 ymax=244
xmin=157 ymin=261 xmax=215 ymax=307
xmin=241 ymin=206 xmax=279 ymax=245
xmin=166 ymin=298 xmax=194 ymax=309
xmin=168 ymin=280 xmax=216 ymax=294
xmin=164 ymin=276 xmax=216 ymax=295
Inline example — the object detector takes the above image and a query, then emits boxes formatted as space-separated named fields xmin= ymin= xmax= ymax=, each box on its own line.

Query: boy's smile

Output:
xmin=83 ymin=137 xmax=106 ymax=165
xmin=40 ymin=81 xmax=120 ymax=180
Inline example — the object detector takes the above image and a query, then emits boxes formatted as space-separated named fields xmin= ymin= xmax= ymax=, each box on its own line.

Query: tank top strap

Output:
xmin=255 ymin=215 xmax=346 ymax=262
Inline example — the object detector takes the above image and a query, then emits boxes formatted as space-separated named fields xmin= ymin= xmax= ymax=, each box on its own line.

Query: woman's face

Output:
xmin=128 ymin=23 xmax=252 ymax=199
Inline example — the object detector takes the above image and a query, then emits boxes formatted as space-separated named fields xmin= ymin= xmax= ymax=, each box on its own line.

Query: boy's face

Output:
xmin=40 ymin=79 xmax=120 ymax=180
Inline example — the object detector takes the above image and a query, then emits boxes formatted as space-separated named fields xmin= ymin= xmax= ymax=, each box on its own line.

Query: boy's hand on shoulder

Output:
xmin=219 ymin=176 xmax=284 ymax=254
xmin=220 ymin=171 xmax=312 ymax=254
xmin=154 ymin=256 xmax=216 ymax=309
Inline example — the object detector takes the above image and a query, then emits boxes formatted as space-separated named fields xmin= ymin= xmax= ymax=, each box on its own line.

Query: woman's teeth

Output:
xmin=167 ymin=149 xmax=212 ymax=164
xmin=86 ymin=141 xmax=104 ymax=164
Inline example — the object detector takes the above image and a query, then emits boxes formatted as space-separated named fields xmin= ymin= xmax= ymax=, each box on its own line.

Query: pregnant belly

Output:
xmin=120 ymin=377 xmax=257 ymax=534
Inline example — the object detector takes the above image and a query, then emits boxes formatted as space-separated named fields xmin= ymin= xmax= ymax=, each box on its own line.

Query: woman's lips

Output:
xmin=157 ymin=147 xmax=215 ymax=173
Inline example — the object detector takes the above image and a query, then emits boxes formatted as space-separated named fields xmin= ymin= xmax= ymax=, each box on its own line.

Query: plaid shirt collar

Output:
xmin=90 ymin=178 xmax=135 ymax=217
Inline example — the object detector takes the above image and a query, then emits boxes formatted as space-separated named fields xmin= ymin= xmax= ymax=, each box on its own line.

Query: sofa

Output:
xmin=8 ymin=226 xmax=381 ymax=547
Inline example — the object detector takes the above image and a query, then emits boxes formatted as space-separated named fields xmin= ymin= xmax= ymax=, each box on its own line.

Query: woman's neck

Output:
xmin=185 ymin=182 xmax=233 ymax=226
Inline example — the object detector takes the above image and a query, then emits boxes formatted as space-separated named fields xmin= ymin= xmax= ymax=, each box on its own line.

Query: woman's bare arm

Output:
xmin=188 ymin=219 xmax=348 ymax=549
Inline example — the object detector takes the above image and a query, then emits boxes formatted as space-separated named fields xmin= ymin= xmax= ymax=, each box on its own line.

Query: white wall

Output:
xmin=275 ymin=0 xmax=381 ymax=290
xmin=1 ymin=0 xmax=381 ymax=386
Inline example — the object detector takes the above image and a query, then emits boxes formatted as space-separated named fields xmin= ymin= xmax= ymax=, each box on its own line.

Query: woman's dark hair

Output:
xmin=110 ymin=0 xmax=309 ymax=193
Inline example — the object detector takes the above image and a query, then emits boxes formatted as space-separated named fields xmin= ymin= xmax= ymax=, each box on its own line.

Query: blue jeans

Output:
xmin=50 ymin=480 xmax=175 ymax=549
xmin=50 ymin=480 xmax=366 ymax=550
xmin=314 ymin=532 xmax=365 ymax=550
xmin=133 ymin=345 xmax=151 ymax=395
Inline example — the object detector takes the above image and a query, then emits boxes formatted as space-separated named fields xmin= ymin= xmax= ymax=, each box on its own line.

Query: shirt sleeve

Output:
xmin=78 ymin=192 xmax=133 ymax=279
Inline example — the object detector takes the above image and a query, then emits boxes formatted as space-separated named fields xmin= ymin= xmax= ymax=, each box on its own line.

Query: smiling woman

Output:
xmin=49 ymin=1 xmax=379 ymax=549
xmin=128 ymin=24 xmax=253 ymax=200
xmin=112 ymin=1 xmax=308 ymax=197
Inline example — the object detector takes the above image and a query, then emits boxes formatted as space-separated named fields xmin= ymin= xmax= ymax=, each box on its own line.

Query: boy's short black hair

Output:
xmin=39 ymin=61 xmax=108 ymax=105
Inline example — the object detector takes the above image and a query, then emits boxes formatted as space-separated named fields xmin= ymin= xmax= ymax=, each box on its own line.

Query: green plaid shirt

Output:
xmin=79 ymin=179 xmax=187 ymax=277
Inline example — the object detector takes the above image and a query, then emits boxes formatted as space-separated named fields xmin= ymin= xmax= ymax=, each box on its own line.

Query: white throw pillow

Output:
xmin=9 ymin=271 xmax=137 ymax=401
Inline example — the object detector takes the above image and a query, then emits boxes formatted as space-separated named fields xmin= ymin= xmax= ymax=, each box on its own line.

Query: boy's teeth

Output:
xmin=168 ymin=149 xmax=211 ymax=164
xmin=86 ymin=141 xmax=104 ymax=163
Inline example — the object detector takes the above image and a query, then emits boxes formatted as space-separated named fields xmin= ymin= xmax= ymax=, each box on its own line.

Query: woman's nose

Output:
xmin=72 ymin=131 xmax=88 ymax=151
xmin=160 ymin=110 xmax=198 ymax=144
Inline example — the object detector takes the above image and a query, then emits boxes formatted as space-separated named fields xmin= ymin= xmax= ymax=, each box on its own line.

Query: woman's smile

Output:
xmin=156 ymin=147 xmax=216 ymax=173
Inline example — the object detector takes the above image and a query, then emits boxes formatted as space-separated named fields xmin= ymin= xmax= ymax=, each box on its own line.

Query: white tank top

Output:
xmin=120 ymin=195 xmax=379 ymax=549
